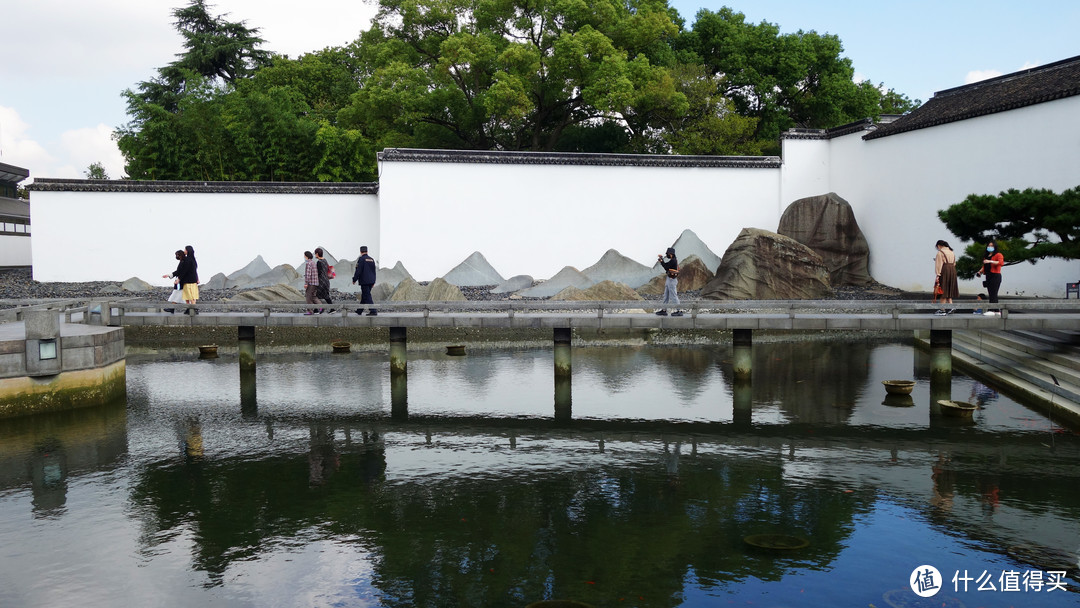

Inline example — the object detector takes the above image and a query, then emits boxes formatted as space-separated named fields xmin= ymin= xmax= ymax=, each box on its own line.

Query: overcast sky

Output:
xmin=1 ymin=0 xmax=1077 ymax=181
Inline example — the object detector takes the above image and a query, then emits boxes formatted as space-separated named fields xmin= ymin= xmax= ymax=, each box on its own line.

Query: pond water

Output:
xmin=1 ymin=338 xmax=1078 ymax=607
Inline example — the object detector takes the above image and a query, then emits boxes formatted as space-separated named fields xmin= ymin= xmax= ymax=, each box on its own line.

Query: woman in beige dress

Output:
xmin=934 ymin=240 xmax=959 ymax=314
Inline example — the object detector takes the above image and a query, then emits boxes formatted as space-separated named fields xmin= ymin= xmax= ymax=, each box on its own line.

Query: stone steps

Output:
xmin=952 ymin=330 xmax=1080 ymax=407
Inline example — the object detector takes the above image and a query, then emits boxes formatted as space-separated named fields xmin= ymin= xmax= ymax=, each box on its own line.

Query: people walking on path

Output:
xmin=656 ymin=247 xmax=683 ymax=317
xmin=975 ymin=240 xmax=1004 ymax=314
xmin=934 ymin=240 xmax=959 ymax=315
xmin=163 ymin=246 xmax=199 ymax=314
xmin=352 ymin=245 xmax=378 ymax=316
xmin=314 ymin=247 xmax=333 ymax=313
xmin=302 ymin=250 xmax=320 ymax=315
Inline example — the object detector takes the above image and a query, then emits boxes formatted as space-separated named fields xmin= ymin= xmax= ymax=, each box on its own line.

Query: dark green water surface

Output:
xmin=1 ymin=339 xmax=1078 ymax=607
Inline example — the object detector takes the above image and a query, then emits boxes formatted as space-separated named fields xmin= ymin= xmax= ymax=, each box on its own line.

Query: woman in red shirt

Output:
xmin=975 ymin=240 xmax=1005 ymax=305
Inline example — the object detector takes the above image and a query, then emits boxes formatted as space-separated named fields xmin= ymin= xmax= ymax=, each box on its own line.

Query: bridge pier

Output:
xmin=733 ymin=329 xmax=753 ymax=382
xmin=929 ymin=329 xmax=952 ymax=385
xmin=554 ymin=328 xmax=572 ymax=420
xmin=240 ymin=369 xmax=257 ymax=419
xmin=389 ymin=327 xmax=408 ymax=419
xmin=238 ymin=326 xmax=256 ymax=371
xmin=733 ymin=379 xmax=752 ymax=427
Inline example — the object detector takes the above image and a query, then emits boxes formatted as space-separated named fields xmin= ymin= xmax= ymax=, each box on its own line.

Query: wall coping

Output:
xmin=28 ymin=179 xmax=379 ymax=195
xmin=378 ymin=148 xmax=782 ymax=169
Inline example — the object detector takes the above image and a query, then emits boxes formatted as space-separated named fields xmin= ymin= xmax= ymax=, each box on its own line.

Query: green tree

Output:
xmin=338 ymin=0 xmax=690 ymax=153
xmin=679 ymin=7 xmax=918 ymax=154
xmin=938 ymin=186 xmax=1080 ymax=278
xmin=84 ymin=162 xmax=109 ymax=179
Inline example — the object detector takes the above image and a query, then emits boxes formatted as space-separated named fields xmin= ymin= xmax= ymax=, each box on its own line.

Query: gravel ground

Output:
xmin=0 ymin=267 xmax=912 ymax=303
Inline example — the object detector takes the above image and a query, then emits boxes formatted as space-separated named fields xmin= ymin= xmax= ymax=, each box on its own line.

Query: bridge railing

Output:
xmin=1 ymin=297 xmax=1077 ymax=324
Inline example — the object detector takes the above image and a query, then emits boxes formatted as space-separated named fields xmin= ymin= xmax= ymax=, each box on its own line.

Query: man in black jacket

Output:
xmin=352 ymin=246 xmax=378 ymax=316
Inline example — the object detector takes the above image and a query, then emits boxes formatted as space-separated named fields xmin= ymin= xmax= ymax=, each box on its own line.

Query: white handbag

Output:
xmin=167 ymin=283 xmax=184 ymax=303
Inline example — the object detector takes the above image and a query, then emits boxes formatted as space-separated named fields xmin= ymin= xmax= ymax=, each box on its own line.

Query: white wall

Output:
xmin=378 ymin=159 xmax=781 ymax=281
xmin=0 ymin=235 xmax=32 ymax=266
xmin=823 ymin=96 xmax=1080 ymax=296
xmin=30 ymin=190 xmax=379 ymax=283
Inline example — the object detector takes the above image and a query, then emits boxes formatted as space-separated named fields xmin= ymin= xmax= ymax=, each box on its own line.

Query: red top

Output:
xmin=986 ymin=252 xmax=1004 ymax=274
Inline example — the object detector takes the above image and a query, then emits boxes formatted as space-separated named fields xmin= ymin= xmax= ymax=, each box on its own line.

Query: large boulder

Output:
xmin=554 ymin=280 xmax=644 ymax=301
xmin=777 ymin=192 xmax=873 ymax=286
xmin=389 ymin=278 xmax=466 ymax=301
xmin=636 ymin=255 xmax=714 ymax=295
xmin=442 ymin=251 xmax=504 ymax=286
xmin=582 ymin=249 xmax=655 ymax=288
xmin=517 ymin=266 xmax=594 ymax=298
xmin=701 ymin=228 xmax=833 ymax=300
xmin=226 ymin=284 xmax=305 ymax=302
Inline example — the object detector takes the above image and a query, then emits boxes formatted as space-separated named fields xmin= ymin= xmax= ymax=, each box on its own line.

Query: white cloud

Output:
xmin=0 ymin=106 xmax=125 ymax=180
xmin=59 ymin=125 xmax=127 ymax=179
xmin=0 ymin=106 xmax=55 ymax=173
xmin=965 ymin=69 xmax=1003 ymax=84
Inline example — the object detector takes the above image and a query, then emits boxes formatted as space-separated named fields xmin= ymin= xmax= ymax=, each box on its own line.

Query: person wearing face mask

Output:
xmin=655 ymin=247 xmax=683 ymax=317
xmin=975 ymin=241 xmax=1004 ymax=311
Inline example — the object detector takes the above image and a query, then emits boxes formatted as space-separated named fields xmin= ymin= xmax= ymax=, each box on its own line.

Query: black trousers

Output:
xmin=985 ymin=273 xmax=1002 ymax=303
xmin=359 ymin=283 xmax=375 ymax=311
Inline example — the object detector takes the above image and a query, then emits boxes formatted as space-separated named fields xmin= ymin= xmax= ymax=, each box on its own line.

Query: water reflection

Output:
xmin=0 ymin=399 xmax=127 ymax=518
xmin=1 ymin=340 xmax=1078 ymax=607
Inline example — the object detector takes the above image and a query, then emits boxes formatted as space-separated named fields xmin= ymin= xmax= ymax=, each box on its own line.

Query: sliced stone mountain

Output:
xmin=582 ymin=249 xmax=656 ymax=288
xmin=701 ymin=228 xmax=833 ymax=300
xmin=670 ymin=228 xmax=723 ymax=274
xmin=637 ymin=255 xmax=715 ymax=295
xmin=246 ymin=264 xmax=300 ymax=289
xmin=517 ymin=266 xmax=595 ymax=298
xmin=121 ymin=277 xmax=153 ymax=292
xmin=442 ymin=251 xmax=505 ymax=287
xmin=225 ymin=273 xmax=255 ymax=289
xmin=228 ymin=255 xmax=272 ymax=281
xmin=777 ymin=192 xmax=874 ymax=286
xmin=554 ymin=280 xmax=644 ymax=301
xmin=225 ymin=284 xmax=305 ymax=302
xmin=389 ymin=278 xmax=466 ymax=301
xmin=202 ymin=272 xmax=228 ymax=290
xmin=377 ymin=261 xmax=413 ymax=288
xmin=490 ymin=275 xmax=534 ymax=294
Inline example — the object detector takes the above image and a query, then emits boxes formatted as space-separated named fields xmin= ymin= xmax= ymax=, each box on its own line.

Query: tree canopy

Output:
xmin=116 ymin=0 xmax=918 ymax=180
xmin=938 ymin=186 xmax=1080 ymax=278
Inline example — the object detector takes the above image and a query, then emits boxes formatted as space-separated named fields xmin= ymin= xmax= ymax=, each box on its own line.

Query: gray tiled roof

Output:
xmin=27 ymin=179 xmax=378 ymax=194
xmin=378 ymin=148 xmax=782 ymax=168
xmin=864 ymin=55 xmax=1080 ymax=140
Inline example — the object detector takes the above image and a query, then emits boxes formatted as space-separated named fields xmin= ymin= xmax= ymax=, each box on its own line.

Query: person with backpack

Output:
xmin=656 ymin=247 xmax=683 ymax=317
xmin=352 ymin=245 xmax=378 ymax=316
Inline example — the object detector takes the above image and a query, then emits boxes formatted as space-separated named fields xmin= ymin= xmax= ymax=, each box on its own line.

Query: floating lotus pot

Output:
xmin=331 ymin=340 xmax=351 ymax=353
xmin=198 ymin=344 xmax=219 ymax=359
xmin=446 ymin=345 xmax=466 ymax=356
xmin=938 ymin=400 xmax=977 ymax=417
xmin=882 ymin=380 xmax=915 ymax=395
